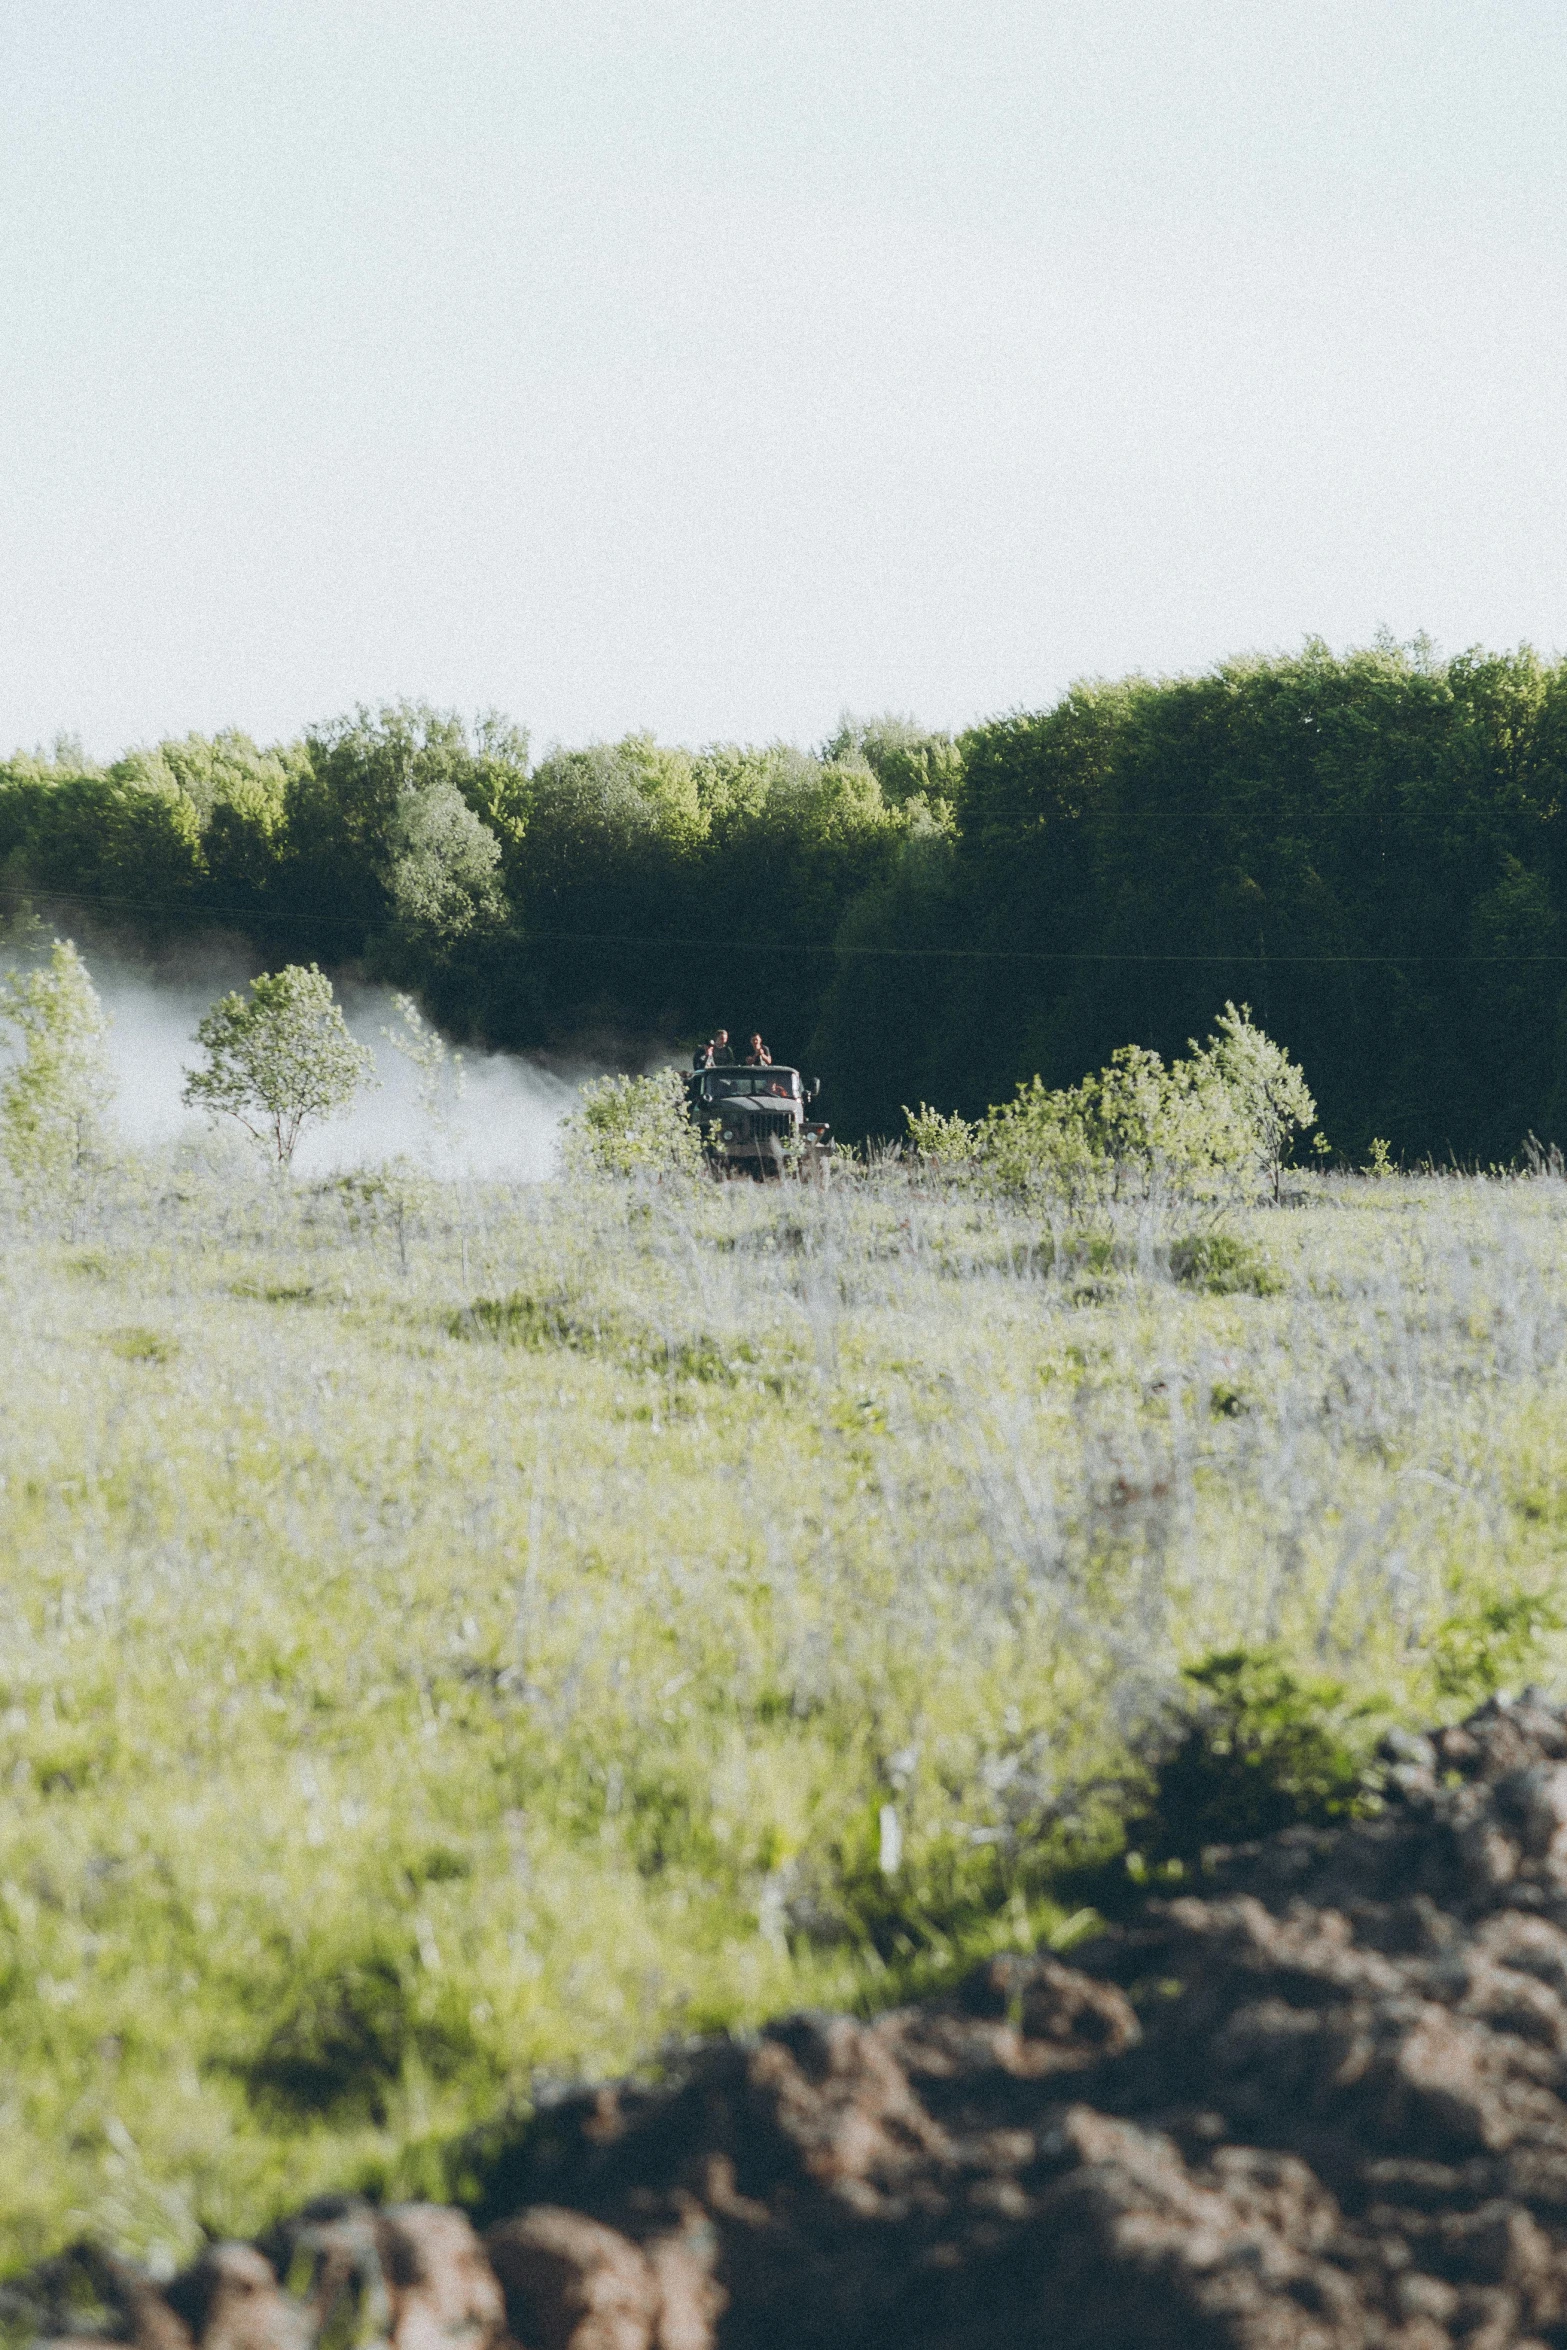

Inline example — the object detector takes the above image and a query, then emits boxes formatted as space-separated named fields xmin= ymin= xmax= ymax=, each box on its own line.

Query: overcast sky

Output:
xmin=3 ymin=1 xmax=1564 ymax=760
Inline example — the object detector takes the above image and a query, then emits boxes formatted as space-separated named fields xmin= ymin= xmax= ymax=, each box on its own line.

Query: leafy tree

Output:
xmin=0 ymin=939 xmax=113 ymax=1179
xmin=612 ymin=734 xmax=705 ymax=844
xmin=386 ymin=782 xmax=503 ymax=948
xmin=111 ymin=730 xmax=297 ymax=829
xmin=689 ymin=740 xmax=815 ymax=831
xmin=111 ymin=730 xmax=304 ymax=910
xmin=520 ymin=743 xmax=667 ymax=880
xmin=284 ymin=703 xmax=519 ymax=961
xmin=182 ymin=964 xmax=374 ymax=1166
xmin=0 ymin=766 xmax=203 ymax=925
xmin=823 ymin=711 xmax=963 ymax=809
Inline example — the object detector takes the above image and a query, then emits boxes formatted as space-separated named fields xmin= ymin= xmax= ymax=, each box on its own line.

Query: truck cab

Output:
xmin=684 ymin=1065 xmax=828 ymax=1173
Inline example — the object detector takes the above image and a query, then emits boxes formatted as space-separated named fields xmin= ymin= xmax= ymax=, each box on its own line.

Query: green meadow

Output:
xmin=3 ymin=1148 xmax=1566 ymax=2270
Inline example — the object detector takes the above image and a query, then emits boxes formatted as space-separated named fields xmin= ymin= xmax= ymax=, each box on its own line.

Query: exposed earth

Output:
xmin=20 ymin=1693 xmax=1567 ymax=2348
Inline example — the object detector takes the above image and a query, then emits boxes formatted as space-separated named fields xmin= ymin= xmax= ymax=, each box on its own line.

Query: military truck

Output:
xmin=684 ymin=1065 xmax=829 ymax=1175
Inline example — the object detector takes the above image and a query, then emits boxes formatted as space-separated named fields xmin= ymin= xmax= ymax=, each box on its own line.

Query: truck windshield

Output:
xmin=702 ymin=1071 xmax=800 ymax=1101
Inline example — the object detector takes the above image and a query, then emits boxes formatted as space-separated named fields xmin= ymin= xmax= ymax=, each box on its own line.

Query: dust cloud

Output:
xmin=3 ymin=939 xmax=589 ymax=1179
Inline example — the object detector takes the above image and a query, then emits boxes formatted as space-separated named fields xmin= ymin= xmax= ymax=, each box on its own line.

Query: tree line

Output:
xmin=4 ymin=636 xmax=1566 ymax=1159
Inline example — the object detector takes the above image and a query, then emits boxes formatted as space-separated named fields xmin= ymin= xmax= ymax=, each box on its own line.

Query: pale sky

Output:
xmin=3 ymin=1 xmax=1565 ymax=760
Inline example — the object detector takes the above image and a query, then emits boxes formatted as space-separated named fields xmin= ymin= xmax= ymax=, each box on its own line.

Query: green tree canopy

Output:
xmin=823 ymin=711 xmax=963 ymax=810
xmin=182 ymin=964 xmax=374 ymax=1166
xmin=11 ymin=645 xmax=1567 ymax=1159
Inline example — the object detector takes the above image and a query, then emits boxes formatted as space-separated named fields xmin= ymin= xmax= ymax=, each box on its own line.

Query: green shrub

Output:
xmin=647 ymin=1332 xmax=740 ymax=1384
xmin=903 ymin=1102 xmax=980 ymax=1163
xmin=973 ymin=1043 xmax=1253 ymax=1206
xmin=102 ymin=1325 xmax=177 ymax=1363
xmin=559 ymin=1070 xmax=703 ymax=1181
xmin=1111 ymin=1649 xmax=1383 ymax=1883
xmin=1193 ymin=1002 xmax=1317 ymax=1202
xmin=1169 ymin=1231 xmax=1284 ymax=1295
xmin=451 ymin=1291 xmax=747 ymax=1384
xmin=905 ymin=1006 xmax=1315 ymax=1210
xmin=791 ymin=1811 xmax=1019 ymax=1969
xmin=452 ymin=1291 xmax=591 ymax=1348
xmin=1431 ymin=1588 xmax=1565 ymax=1701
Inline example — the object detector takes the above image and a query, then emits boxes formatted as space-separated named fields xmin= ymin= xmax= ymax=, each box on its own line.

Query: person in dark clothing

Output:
xmin=744 ymin=1034 xmax=772 ymax=1066
xmin=708 ymin=1029 xmax=736 ymax=1066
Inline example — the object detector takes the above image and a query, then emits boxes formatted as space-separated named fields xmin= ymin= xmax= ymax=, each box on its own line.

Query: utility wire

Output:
xmin=1 ymin=881 xmax=1565 ymax=968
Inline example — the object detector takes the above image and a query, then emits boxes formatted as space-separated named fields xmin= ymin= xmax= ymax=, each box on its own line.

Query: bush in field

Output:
xmin=1169 ymin=1230 xmax=1284 ymax=1295
xmin=1190 ymin=1002 xmax=1317 ymax=1201
xmin=0 ymin=938 xmax=113 ymax=1179
xmin=903 ymin=1101 xmax=982 ymax=1165
xmin=320 ymin=1157 xmax=433 ymax=1272
xmin=906 ymin=1041 xmax=1249 ymax=1204
xmin=559 ymin=1069 xmax=704 ymax=1181
xmin=982 ymin=1043 xmax=1254 ymax=1204
xmin=1431 ymin=1587 xmax=1566 ymax=1701
xmin=907 ymin=1007 xmax=1313 ymax=1210
xmin=1114 ymin=1650 xmax=1380 ymax=1884
xmin=182 ymin=963 xmax=374 ymax=1166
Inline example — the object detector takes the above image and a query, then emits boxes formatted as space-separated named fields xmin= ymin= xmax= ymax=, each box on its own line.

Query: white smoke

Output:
xmin=2 ymin=939 xmax=586 ymax=1179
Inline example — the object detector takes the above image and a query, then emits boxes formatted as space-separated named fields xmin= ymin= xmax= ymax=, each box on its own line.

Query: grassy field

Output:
xmin=3 ymin=1144 xmax=1567 ymax=2271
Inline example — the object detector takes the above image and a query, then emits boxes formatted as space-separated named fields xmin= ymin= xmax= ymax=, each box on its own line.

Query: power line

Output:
xmin=2 ymin=880 xmax=1565 ymax=968
xmin=952 ymin=807 xmax=1553 ymax=825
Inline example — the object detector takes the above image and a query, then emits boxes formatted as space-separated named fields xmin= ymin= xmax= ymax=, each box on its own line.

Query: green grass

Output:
xmin=2 ymin=1145 xmax=1567 ymax=2269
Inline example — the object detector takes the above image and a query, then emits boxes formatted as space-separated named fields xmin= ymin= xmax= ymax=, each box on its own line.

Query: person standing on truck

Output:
xmin=745 ymin=1033 xmax=772 ymax=1066
xmin=710 ymin=1028 xmax=736 ymax=1065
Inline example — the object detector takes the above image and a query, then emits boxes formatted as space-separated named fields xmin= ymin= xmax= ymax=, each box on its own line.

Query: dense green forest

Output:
xmin=4 ymin=636 xmax=1566 ymax=1159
